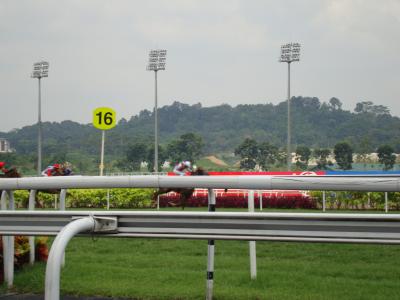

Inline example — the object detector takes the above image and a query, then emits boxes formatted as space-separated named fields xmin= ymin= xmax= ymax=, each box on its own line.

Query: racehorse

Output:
xmin=152 ymin=167 xmax=209 ymax=210
xmin=0 ymin=167 xmax=21 ymax=179
xmin=35 ymin=166 xmax=73 ymax=208
xmin=0 ymin=167 xmax=22 ymax=198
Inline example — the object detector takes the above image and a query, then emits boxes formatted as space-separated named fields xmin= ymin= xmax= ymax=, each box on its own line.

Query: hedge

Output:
xmin=11 ymin=189 xmax=154 ymax=209
xmin=159 ymin=194 xmax=317 ymax=209
xmin=309 ymin=191 xmax=400 ymax=210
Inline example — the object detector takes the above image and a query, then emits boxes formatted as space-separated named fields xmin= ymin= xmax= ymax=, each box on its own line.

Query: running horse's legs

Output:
xmin=180 ymin=188 xmax=195 ymax=210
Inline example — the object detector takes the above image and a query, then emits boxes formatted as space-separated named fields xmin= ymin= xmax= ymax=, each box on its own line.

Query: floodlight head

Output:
xmin=147 ymin=49 xmax=167 ymax=71
xmin=31 ymin=61 xmax=49 ymax=78
xmin=279 ymin=43 xmax=301 ymax=63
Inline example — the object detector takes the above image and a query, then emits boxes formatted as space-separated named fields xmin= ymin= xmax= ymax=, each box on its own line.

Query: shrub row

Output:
xmin=310 ymin=191 xmax=400 ymax=210
xmin=12 ymin=189 xmax=154 ymax=209
xmin=159 ymin=194 xmax=316 ymax=209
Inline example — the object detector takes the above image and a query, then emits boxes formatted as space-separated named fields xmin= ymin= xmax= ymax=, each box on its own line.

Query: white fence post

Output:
xmin=322 ymin=191 xmax=326 ymax=212
xmin=1 ymin=190 xmax=14 ymax=288
xmin=54 ymin=194 xmax=57 ymax=209
xmin=107 ymin=189 xmax=110 ymax=210
xmin=385 ymin=192 xmax=388 ymax=213
xmin=259 ymin=190 xmax=263 ymax=211
xmin=59 ymin=189 xmax=67 ymax=211
xmin=29 ymin=190 xmax=37 ymax=265
xmin=248 ymin=190 xmax=257 ymax=280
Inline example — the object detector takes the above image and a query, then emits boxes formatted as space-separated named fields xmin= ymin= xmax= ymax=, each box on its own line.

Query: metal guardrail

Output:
xmin=1 ymin=210 xmax=400 ymax=244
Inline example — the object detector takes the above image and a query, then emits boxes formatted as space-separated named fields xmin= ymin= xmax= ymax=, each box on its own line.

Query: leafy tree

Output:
xmin=295 ymin=146 xmax=311 ymax=170
xmin=147 ymin=144 xmax=167 ymax=172
xmin=312 ymin=148 xmax=333 ymax=170
xmin=275 ymin=150 xmax=288 ymax=168
xmin=257 ymin=142 xmax=278 ymax=170
xmin=354 ymin=136 xmax=373 ymax=167
xmin=166 ymin=133 xmax=204 ymax=164
xmin=234 ymin=138 xmax=258 ymax=170
xmin=334 ymin=142 xmax=353 ymax=170
xmin=328 ymin=97 xmax=342 ymax=111
xmin=377 ymin=145 xmax=396 ymax=170
xmin=125 ymin=142 xmax=148 ymax=171
xmin=354 ymin=101 xmax=390 ymax=115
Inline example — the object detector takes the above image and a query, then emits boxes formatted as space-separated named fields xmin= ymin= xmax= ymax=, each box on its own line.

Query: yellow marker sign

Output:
xmin=93 ymin=107 xmax=116 ymax=130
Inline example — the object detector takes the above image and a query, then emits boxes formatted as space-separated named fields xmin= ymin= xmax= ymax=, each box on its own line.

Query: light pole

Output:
xmin=279 ymin=43 xmax=300 ymax=171
xmin=147 ymin=49 xmax=167 ymax=173
xmin=31 ymin=61 xmax=49 ymax=176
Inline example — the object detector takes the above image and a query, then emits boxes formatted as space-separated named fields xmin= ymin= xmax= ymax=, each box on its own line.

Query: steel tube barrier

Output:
xmin=45 ymin=217 xmax=95 ymax=300
xmin=1 ymin=211 xmax=400 ymax=299
xmin=1 ymin=175 xmax=400 ymax=191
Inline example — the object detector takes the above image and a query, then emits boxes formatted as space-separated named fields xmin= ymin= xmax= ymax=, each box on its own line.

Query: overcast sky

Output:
xmin=1 ymin=0 xmax=399 ymax=132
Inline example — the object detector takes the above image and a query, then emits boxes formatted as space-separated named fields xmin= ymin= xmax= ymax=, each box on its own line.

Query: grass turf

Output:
xmin=3 ymin=237 xmax=400 ymax=299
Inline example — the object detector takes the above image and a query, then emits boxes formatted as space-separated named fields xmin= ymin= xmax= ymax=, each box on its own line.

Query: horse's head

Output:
xmin=190 ymin=167 xmax=208 ymax=176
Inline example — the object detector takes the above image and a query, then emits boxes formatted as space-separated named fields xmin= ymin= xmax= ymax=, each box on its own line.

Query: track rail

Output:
xmin=1 ymin=211 xmax=400 ymax=244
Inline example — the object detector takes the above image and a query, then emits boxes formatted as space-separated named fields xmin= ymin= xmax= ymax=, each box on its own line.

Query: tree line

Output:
xmin=234 ymin=138 xmax=397 ymax=171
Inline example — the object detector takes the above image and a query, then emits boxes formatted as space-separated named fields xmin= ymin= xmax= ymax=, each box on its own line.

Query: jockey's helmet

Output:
xmin=63 ymin=162 xmax=72 ymax=169
xmin=183 ymin=161 xmax=191 ymax=168
xmin=0 ymin=162 xmax=5 ymax=168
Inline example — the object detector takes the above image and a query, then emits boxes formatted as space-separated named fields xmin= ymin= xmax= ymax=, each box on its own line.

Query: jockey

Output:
xmin=62 ymin=162 xmax=73 ymax=176
xmin=173 ymin=160 xmax=192 ymax=176
xmin=41 ymin=163 xmax=62 ymax=176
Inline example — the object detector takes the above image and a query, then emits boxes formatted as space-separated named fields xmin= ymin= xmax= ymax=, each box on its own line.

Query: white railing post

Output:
xmin=54 ymin=194 xmax=57 ymax=209
xmin=1 ymin=190 xmax=14 ymax=288
xmin=385 ymin=192 xmax=388 ymax=213
xmin=322 ymin=191 xmax=326 ymax=212
xmin=206 ymin=188 xmax=216 ymax=300
xmin=59 ymin=189 xmax=67 ymax=211
xmin=248 ymin=190 xmax=257 ymax=280
xmin=107 ymin=189 xmax=110 ymax=210
xmin=29 ymin=190 xmax=37 ymax=264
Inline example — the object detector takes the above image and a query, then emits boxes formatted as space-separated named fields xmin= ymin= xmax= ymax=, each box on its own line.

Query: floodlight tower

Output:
xmin=279 ymin=43 xmax=301 ymax=171
xmin=31 ymin=61 xmax=49 ymax=176
xmin=147 ymin=49 xmax=167 ymax=173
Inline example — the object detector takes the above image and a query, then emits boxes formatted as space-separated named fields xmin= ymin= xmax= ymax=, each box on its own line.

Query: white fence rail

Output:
xmin=1 ymin=174 xmax=400 ymax=191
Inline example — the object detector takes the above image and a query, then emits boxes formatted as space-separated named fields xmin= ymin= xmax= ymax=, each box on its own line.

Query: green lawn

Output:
xmin=3 ymin=236 xmax=400 ymax=299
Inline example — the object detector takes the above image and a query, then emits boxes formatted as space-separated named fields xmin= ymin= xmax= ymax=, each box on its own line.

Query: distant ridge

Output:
xmin=2 ymin=97 xmax=399 ymax=155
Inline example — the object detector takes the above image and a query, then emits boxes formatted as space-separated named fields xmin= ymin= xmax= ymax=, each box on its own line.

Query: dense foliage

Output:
xmin=12 ymin=189 xmax=154 ymax=209
xmin=310 ymin=191 xmax=400 ymax=210
xmin=2 ymin=97 xmax=400 ymax=156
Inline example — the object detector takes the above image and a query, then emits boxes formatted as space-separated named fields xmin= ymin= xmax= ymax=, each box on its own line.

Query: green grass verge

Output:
xmin=2 ymin=237 xmax=400 ymax=299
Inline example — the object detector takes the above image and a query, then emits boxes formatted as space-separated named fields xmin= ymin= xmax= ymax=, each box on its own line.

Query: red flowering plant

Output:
xmin=0 ymin=235 xmax=48 ymax=283
xmin=159 ymin=194 xmax=316 ymax=209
